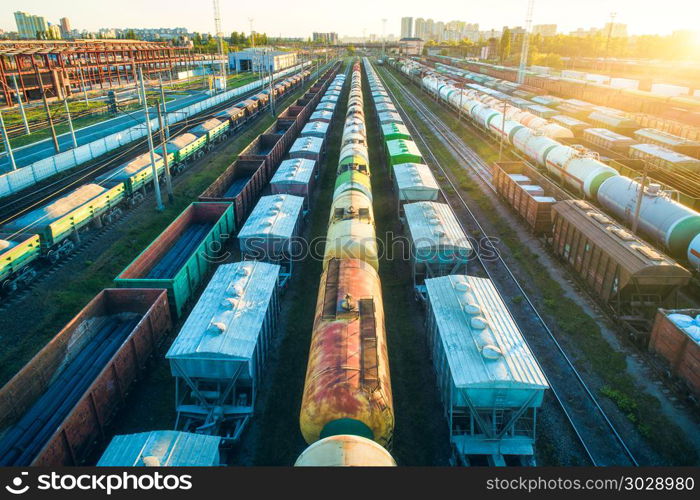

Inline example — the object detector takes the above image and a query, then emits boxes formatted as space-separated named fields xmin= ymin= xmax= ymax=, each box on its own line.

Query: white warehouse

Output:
xmin=229 ymin=48 xmax=298 ymax=73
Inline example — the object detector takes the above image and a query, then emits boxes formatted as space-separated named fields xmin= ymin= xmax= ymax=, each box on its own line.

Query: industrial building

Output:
xmin=228 ymin=48 xmax=298 ymax=73
xmin=399 ymin=38 xmax=425 ymax=56
xmin=0 ymin=39 xmax=198 ymax=105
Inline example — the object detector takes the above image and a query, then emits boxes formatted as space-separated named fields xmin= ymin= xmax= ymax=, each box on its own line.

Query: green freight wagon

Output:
xmin=96 ymin=152 xmax=164 ymax=196
xmin=0 ymin=232 xmax=41 ymax=292
xmin=381 ymin=122 xmax=411 ymax=142
xmin=386 ymin=139 xmax=424 ymax=170
xmin=3 ymin=183 xmax=126 ymax=256
xmin=156 ymin=133 xmax=207 ymax=168
xmin=114 ymin=202 xmax=235 ymax=318
xmin=190 ymin=118 xmax=230 ymax=144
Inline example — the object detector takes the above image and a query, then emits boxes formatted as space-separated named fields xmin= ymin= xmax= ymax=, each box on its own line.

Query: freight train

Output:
xmin=0 ymin=63 xmax=339 ymax=466
xmin=297 ymin=61 xmax=396 ymax=465
xmin=395 ymin=59 xmax=700 ymax=272
xmin=0 ymin=69 xmax=312 ymax=296
xmin=429 ymin=55 xmax=700 ymax=129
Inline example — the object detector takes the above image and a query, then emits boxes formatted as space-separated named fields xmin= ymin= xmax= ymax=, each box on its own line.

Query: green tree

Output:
xmin=499 ymin=28 xmax=511 ymax=62
xmin=125 ymin=29 xmax=136 ymax=40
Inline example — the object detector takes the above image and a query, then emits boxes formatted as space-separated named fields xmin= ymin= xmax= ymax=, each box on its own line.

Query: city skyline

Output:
xmin=2 ymin=0 xmax=699 ymax=38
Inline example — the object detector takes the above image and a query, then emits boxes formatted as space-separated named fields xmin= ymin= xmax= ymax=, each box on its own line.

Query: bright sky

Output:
xmin=2 ymin=0 xmax=698 ymax=37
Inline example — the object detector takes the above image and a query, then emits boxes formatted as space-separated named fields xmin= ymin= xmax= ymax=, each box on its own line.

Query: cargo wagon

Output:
xmin=114 ymin=202 xmax=235 ymax=318
xmin=0 ymin=288 xmax=172 ymax=466
xmin=199 ymin=159 xmax=267 ymax=228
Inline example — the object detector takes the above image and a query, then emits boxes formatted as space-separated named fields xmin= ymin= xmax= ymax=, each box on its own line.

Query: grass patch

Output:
xmin=379 ymin=64 xmax=697 ymax=466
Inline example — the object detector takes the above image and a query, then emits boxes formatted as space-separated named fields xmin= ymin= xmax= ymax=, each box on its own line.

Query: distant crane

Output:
xmin=606 ymin=12 xmax=618 ymax=59
xmin=213 ymin=0 xmax=226 ymax=90
xmin=517 ymin=0 xmax=534 ymax=84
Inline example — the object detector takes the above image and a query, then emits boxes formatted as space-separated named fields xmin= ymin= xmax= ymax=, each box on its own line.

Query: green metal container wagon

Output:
xmin=0 ymin=232 xmax=42 ymax=291
xmin=114 ymin=202 xmax=235 ymax=318
xmin=96 ymin=152 xmax=164 ymax=197
xmin=386 ymin=139 xmax=424 ymax=169
xmin=156 ymin=133 xmax=207 ymax=168
xmin=381 ymin=123 xmax=411 ymax=142
xmin=3 ymin=183 xmax=126 ymax=254
xmin=190 ymin=118 xmax=230 ymax=145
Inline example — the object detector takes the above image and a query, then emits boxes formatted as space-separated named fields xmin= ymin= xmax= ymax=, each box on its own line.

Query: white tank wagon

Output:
xmin=421 ymin=70 xmax=572 ymax=140
xmin=165 ymin=261 xmax=281 ymax=441
xmin=424 ymin=274 xmax=548 ymax=466
xmin=597 ymin=176 xmax=700 ymax=262
xmin=471 ymin=103 xmax=501 ymax=129
xmin=489 ymin=118 xmax=525 ymax=143
xmin=543 ymin=145 xmax=619 ymax=198
xmin=295 ymin=435 xmax=396 ymax=467
xmin=511 ymin=128 xmax=561 ymax=166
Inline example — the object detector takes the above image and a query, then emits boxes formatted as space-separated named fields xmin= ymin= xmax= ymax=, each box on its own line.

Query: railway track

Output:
xmin=377 ymin=62 xmax=640 ymax=466
xmin=0 ymin=64 xmax=329 ymax=226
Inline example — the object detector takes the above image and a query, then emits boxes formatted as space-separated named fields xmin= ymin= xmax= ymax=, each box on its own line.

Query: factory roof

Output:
xmin=425 ymin=274 xmax=548 ymax=390
xmin=166 ymin=261 xmax=280 ymax=362
xmin=97 ymin=431 xmax=220 ymax=467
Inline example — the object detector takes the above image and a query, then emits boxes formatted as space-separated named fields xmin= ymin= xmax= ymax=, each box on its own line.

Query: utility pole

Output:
xmin=382 ymin=19 xmax=387 ymax=58
xmin=159 ymin=76 xmax=170 ymax=139
xmin=63 ymin=99 xmax=78 ymax=148
xmin=213 ymin=0 xmax=227 ymax=92
xmin=498 ymin=100 xmax=507 ymax=161
xmin=12 ymin=76 xmax=30 ymax=135
xmin=156 ymin=102 xmax=174 ymax=203
xmin=517 ymin=0 xmax=534 ymax=85
xmin=631 ymin=161 xmax=648 ymax=235
xmin=0 ymin=111 xmax=17 ymax=171
xmin=458 ymin=83 xmax=463 ymax=122
xmin=77 ymin=61 xmax=89 ymax=105
xmin=249 ymin=18 xmax=255 ymax=75
xmin=34 ymin=65 xmax=60 ymax=154
xmin=139 ymin=68 xmax=164 ymax=211
xmin=606 ymin=12 xmax=618 ymax=62
xmin=268 ymin=57 xmax=275 ymax=116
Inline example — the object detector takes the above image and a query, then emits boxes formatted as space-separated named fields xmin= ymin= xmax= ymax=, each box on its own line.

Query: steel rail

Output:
xmin=378 ymin=62 xmax=639 ymax=467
